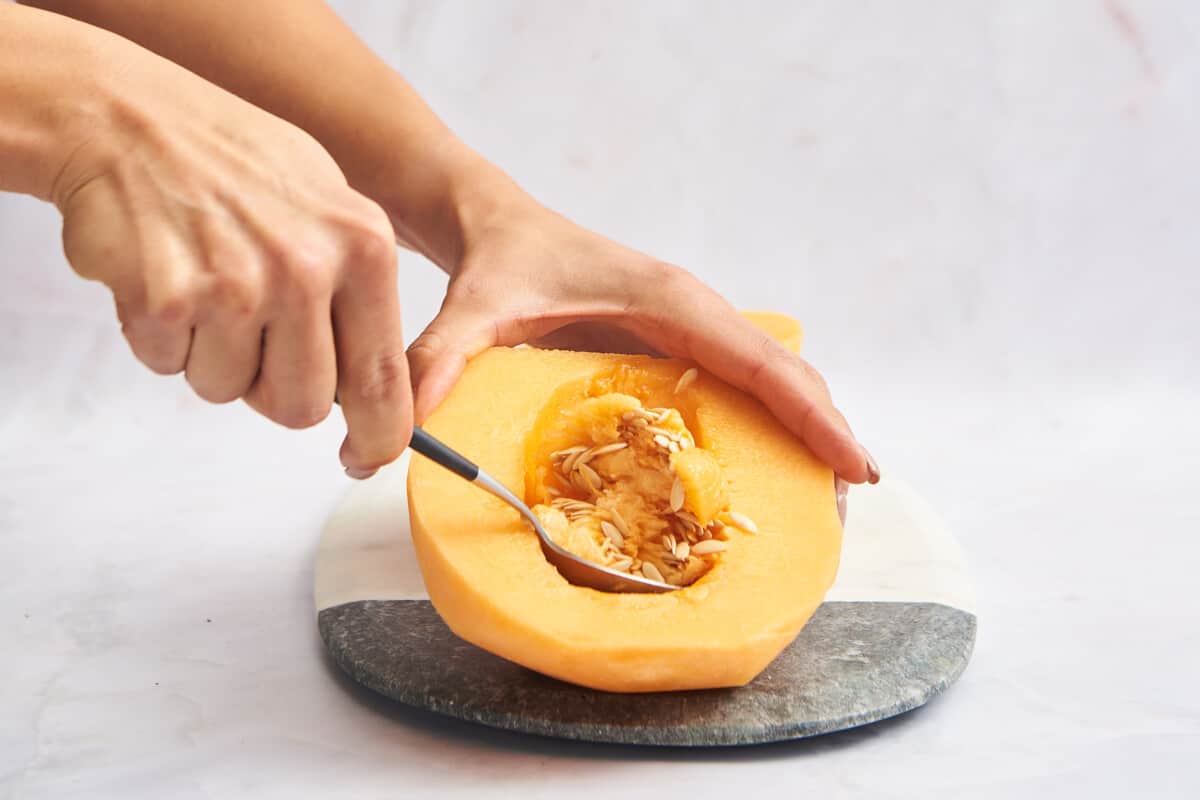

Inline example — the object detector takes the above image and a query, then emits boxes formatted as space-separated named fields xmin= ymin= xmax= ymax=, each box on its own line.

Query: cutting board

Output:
xmin=314 ymin=453 xmax=975 ymax=746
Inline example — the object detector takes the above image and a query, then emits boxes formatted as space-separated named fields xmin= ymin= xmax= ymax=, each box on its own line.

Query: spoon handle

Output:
xmin=408 ymin=426 xmax=479 ymax=482
xmin=409 ymin=426 xmax=532 ymax=519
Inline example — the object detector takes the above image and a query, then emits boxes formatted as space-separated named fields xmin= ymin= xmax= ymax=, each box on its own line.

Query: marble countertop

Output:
xmin=1 ymin=1 xmax=1197 ymax=797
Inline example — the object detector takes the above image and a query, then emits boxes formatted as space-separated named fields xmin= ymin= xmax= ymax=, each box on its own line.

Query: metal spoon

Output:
xmin=409 ymin=426 xmax=677 ymax=594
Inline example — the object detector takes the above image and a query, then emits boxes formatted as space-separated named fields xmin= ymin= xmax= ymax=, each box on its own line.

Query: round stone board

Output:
xmin=315 ymin=453 xmax=976 ymax=746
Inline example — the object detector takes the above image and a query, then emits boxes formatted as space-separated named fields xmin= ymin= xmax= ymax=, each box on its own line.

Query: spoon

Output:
xmin=409 ymin=426 xmax=677 ymax=594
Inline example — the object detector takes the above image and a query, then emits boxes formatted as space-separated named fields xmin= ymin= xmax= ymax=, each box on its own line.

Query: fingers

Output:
xmin=113 ymin=232 xmax=197 ymax=376
xmin=706 ymin=328 xmax=874 ymax=484
xmin=117 ymin=299 xmax=194 ymax=375
xmin=622 ymin=265 xmax=879 ymax=484
xmin=332 ymin=229 xmax=412 ymax=479
xmin=825 ymin=403 xmax=881 ymax=488
xmin=243 ymin=302 xmax=337 ymax=430
xmin=186 ymin=316 xmax=263 ymax=403
xmin=406 ymin=302 xmax=495 ymax=424
xmin=52 ymin=84 xmax=417 ymax=477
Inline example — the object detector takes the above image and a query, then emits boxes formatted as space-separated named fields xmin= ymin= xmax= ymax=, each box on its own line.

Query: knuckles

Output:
xmin=405 ymin=330 xmax=448 ymax=365
xmin=343 ymin=219 xmax=396 ymax=272
xmin=205 ymin=267 xmax=264 ymax=319
xmin=341 ymin=351 xmax=411 ymax=406
xmin=634 ymin=260 xmax=695 ymax=310
xmin=143 ymin=290 xmax=195 ymax=327
xmin=336 ymin=198 xmax=398 ymax=281
xmin=266 ymin=238 xmax=337 ymax=309
xmin=265 ymin=202 xmax=394 ymax=307
xmin=339 ymin=351 xmax=413 ymax=468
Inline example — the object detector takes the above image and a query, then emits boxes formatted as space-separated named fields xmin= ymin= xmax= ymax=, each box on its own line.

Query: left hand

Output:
xmin=404 ymin=194 xmax=878 ymax=487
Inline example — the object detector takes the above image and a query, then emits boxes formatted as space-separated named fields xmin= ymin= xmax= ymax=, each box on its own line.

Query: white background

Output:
xmin=2 ymin=1 xmax=1198 ymax=797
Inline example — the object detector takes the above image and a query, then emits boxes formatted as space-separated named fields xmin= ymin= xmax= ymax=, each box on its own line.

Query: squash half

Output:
xmin=406 ymin=315 xmax=841 ymax=692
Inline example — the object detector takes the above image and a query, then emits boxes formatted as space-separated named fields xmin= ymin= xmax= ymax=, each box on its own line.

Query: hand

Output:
xmin=404 ymin=191 xmax=879 ymax=486
xmin=52 ymin=40 xmax=411 ymax=478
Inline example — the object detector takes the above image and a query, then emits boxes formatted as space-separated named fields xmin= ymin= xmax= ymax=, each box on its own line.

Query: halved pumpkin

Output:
xmin=406 ymin=313 xmax=840 ymax=692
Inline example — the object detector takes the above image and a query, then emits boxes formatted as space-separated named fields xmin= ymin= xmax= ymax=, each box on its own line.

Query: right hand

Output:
xmin=405 ymin=189 xmax=879 ymax=487
xmin=52 ymin=39 xmax=411 ymax=478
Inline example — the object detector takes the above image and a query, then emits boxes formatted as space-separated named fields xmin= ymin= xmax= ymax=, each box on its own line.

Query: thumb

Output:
xmin=406 ymin=303 xmax=495 ymax=424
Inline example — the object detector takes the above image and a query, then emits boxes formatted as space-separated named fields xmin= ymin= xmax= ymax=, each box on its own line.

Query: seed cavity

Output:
xmin=535 ymin=396 xmax=756 ymax=590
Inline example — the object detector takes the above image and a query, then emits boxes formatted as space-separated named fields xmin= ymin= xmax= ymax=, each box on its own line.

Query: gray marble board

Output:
xmin=314 ymin=454 xmax=976 ymax=746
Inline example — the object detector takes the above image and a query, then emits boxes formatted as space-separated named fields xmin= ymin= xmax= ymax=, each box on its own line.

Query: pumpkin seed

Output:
xmin=576 ymin=462 xmax=602 ymax=494
xmin=589 ymin=442 xmax=629 ymax=457
xmin=600 ymin=521 xmax=624 ymax=547
xmin=641 ymin=562 xmax=666 ymax=582
xmin=674 ymin=367 xmax=699 ymax=394
xmin=609 ymin=507 xmax=632 ymax=538
xmin=561 ymin=449 xmax=584 ymax=474
xmin=551 ymin=445 xmax=587 ymax=461
xmin=669 ymin=477 xmax=685 ymax=512
xmin=726 ymin=511 xmax=759 ymax=534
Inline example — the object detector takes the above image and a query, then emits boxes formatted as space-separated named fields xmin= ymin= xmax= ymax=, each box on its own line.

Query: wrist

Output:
xmin=45 ymin=60 xmax=128 ymax=211
xmin=0 ymin=5 xmax=121 ymax=202
xmin=376 ymin=134 xmax=537 ymax=275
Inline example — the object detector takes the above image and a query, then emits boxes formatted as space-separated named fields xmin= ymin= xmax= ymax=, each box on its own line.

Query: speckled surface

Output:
xmin=318 ymin=599 xmax=976 ymax=746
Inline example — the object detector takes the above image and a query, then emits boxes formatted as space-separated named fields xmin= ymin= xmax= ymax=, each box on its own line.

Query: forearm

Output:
xmin=24 ymin=0 xmax=522 ymax=272
xmin=0 ymin=4 xmax=118 ymax=201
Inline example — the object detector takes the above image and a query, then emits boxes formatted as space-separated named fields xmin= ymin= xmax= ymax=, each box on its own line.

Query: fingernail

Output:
xmin=345 ymin=466 xmax=375 ymax=480
xmin=864 ymin=449 xmax=881 ymax=485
